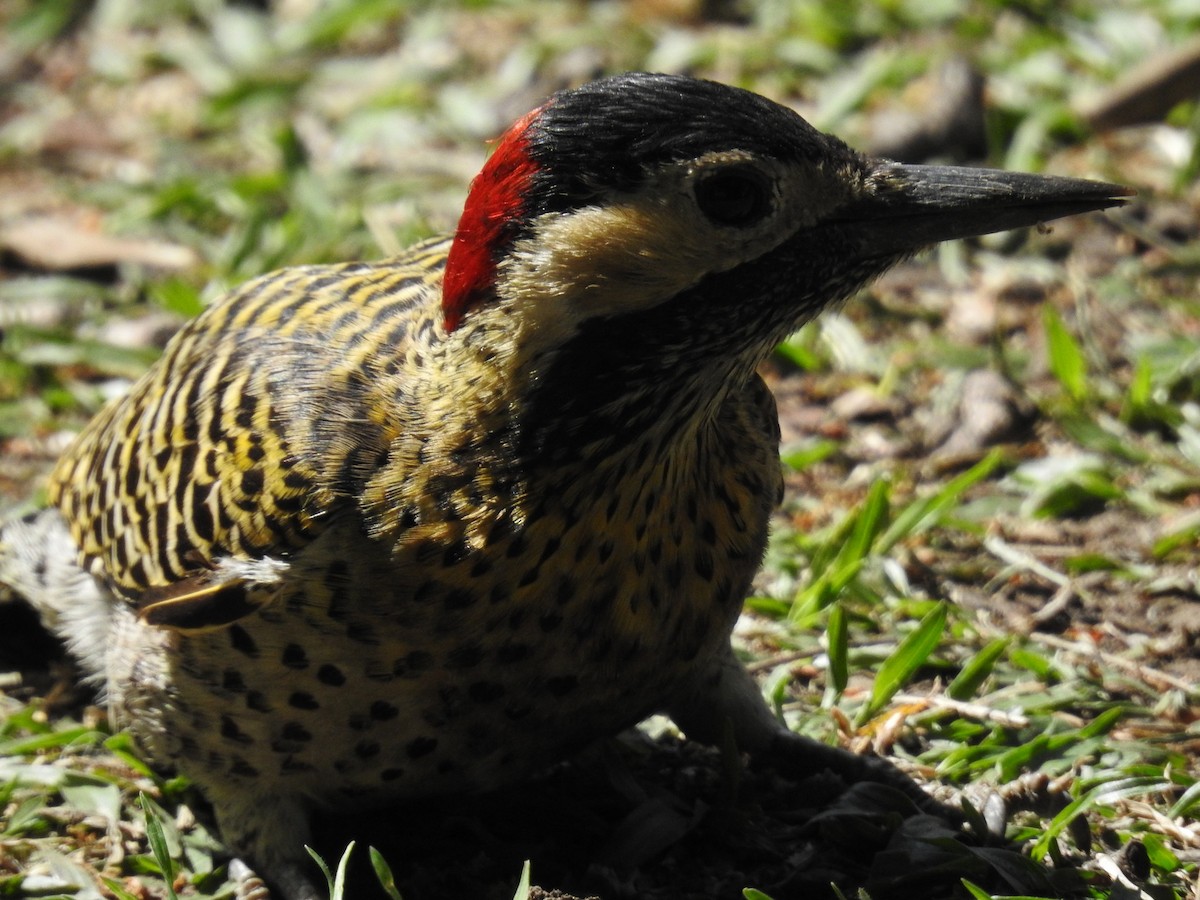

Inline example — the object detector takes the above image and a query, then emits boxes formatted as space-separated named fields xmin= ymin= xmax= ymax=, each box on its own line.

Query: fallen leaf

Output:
xmin=1 ymin=216 xmax=198 ymax=273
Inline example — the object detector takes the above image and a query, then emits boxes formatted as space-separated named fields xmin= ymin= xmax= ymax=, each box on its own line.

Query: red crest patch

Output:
xmin=443 ymin=106 xmax=544 ymax=331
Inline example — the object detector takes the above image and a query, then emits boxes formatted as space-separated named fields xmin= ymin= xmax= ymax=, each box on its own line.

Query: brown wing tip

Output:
xmin=140 ymin=579 xmax=265 ymax=633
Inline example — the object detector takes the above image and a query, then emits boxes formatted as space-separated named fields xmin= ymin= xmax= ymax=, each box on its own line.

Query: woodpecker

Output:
xmin=0 ymin=73 xmax=1128 ymax=899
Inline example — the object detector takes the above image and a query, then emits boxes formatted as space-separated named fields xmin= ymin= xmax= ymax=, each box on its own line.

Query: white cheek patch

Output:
xmin=502 ymin=203 xmax=713 ymax=314
xmin=493 ymin=155 xmax=853 ymax=340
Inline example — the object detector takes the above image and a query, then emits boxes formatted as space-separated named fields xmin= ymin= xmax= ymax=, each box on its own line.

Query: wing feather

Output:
xmin=49 ymin=238 xmax=450 ymax=624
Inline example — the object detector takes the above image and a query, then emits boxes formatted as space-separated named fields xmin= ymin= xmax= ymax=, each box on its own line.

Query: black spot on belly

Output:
xmin=496 ymin=643 xmax=531 ymax=664
xmin=355 ymin=740 xmax=381 ymax=760
xmin=230 ymin=756 xmax=259 ymax=778
xmin=229 ymin=625 xmax=259 ymax=658
xmin=282 ymin=722 xmax=312 ymax=742
xmin=546 ymin=675 xmax=579 ymax=696
xmin=220 ymin=715 xmax=253 ymax=745
xmin=381 ymin=767 xmax=405 ymax=782
xmin=370 ymin=701 xmax=399 ymax=721
xmin=406 ymin=736 xmax=438 ymax=759
xmin=222 ymin=669 xmax=247 ymax=692
xmin=504 ymin=702 xmax=532 ymax=720
xmin=442 ymin=540 xmax=471 ymax=567
xmin=466 ymin=725 xmax=497 ymax=757
xmin=282 ymin=643 xmax=309 ymax=669
xmin=246 ymin=691 xmax=272 ymax=713
xmin=327 ymin=588 xmax=351 ymax=621
xmin=588 ymin=637 xmax=613 ymax=662
xmin=345 ymin=621 xmax=380 ymax=645
xmin=446 ymin=644 xmax=484 ymax=669
xmin=317 ymin=664 xmax=346 ymax=686
xmin=573 ymin=537 xmax=591 ymax=563
xmin=443 ymin=588 xmax=477 ymax=610
xmin=323 ymin=559 xmax=348 ymax=585
xmin=665 ymin=560 xmax=683 ymax=589
xmin=393 ymin=651 xmax=433 ymax=678
xmin=365 ymin=661 xmax=394 ymax=683
xmin=468 ymin=681 xmax=505 ymax=703
xmin=554 ymin=578 xmax=574 ymax=606
xmin=537 ymin=536 xmax=561 ymax=565
xmin=288 ymin=691 xmax=319 ymax=710
xmin=422 ymin=708 xmax=446 ymax=728
xmin=505 ymin=532 xmax=529 ymax=559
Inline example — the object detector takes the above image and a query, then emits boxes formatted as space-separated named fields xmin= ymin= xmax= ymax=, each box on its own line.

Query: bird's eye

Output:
xmin=693 ymin=167 xmax=773 ymax=228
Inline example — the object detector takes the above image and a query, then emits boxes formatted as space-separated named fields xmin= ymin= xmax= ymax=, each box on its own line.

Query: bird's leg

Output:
xmin=212 ymin=790 xmax=323 ymax=900
xmin=229 ymin=857 xmax=322 ymax=900
xmin=228 ymin=859 xmax=271 ymax=900
xmin=667 ymin=646 xmax=962 ymax=822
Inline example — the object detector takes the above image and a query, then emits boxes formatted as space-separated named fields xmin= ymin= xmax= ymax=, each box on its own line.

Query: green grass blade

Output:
xmin=103 ymin=877 xmax=143 ymax=900
xmin=790 ymin=480 xmax=890 ymax=622
xmin=1168 ymin=780 xmax=1200 ymax=819
xmin=1077 ymin=706 xmax=1123 ymax=739
xmin=1 ymin=795 xmax=46 ymax=838
xmin=826 ymin=601 xmax=849 ymax=697
xmin=369 ymin=846 xmax=404 ymax=900
xmin=0 ymin=728 xmax=103 ymax=755
xmin=332 ymin=841 xmax=355 ymax=900
xmin=877 ymin=449 xmax=1004 ymax=554
xmin=781 ymin=439 xmax=839 ymax=472
xmin=947 ymin=637 xmax=1009 ymax=701
xmin=862 ymin=602 xmax=946 ymax=722
xmin=1030 ymin=777 xmax=1168 ymax=860
xmin=305 ymin=845 xmax=335 ymax=896
xmin=139 ymin=793 xmax=179 ymax=900
xmin=511 ymin=860 xmax=531 ymax=900
xmin=1043 ymin=305 xmax=1088 ymax=403
xmin=842 ymin=477 xmax=891 ymax=565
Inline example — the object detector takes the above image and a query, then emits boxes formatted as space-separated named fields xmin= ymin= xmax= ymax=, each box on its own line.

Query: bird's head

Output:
xmin=443 ymin=72 xmax=1128 ymax=343
xmin=437 ymin=73 xmax=1128 ymax=464
xmin=442 ymin=72 xmax=871 ymax=338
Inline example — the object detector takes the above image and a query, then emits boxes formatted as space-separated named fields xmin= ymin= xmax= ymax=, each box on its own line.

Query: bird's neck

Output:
xmin=513 ymin=315 xmax=772 ymax=485
xmin=360 ymin=308 xmax=761 ymax=548
xmin=363 ymin=244 xmax=854 ymax=549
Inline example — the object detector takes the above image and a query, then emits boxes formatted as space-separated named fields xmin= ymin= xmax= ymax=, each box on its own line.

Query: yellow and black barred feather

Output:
xmin=48 ymin=237 xmax=451 ymax=619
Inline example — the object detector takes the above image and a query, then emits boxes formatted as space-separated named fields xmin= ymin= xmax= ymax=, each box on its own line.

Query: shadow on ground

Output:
xmin=312 ymin=734 xmax=1086 ymax=900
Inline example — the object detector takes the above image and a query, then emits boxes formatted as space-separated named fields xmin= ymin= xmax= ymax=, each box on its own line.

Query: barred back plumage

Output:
xmin=51 ymin=237 xmax=449 ymax=603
